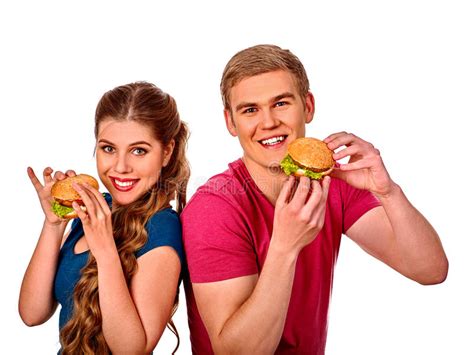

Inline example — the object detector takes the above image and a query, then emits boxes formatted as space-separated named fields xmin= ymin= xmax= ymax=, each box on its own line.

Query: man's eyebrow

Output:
xmin=234 ymin=92 xmax=297 ymax=112
xmin=273 ymin=92 xmax=296 ymax=102
xmin=235 ymin=101 xmax=257 ymax=112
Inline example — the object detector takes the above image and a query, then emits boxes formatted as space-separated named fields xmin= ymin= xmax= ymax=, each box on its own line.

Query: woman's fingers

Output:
xmin=81 ymin=183 xmax=110 ymax=216
xmin=27 ymin=167 xmax=44 ymax=193
xmin=72 ymin=201 xmax=89 ymax=223
xmin=72 ymin=183 xmax=99 ymax=221
xmin=43 ymin=167 xmax=54 ymax=184
xmin=53 ymin=171 xmax=66 ymax=181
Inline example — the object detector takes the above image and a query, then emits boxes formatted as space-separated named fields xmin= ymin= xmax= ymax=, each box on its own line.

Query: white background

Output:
xmin=1 ymin=1 xmax=473 ymax=354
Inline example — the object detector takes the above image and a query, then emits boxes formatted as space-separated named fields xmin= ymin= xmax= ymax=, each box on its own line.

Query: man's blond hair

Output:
xmin=220 ymin=44 xmax=310 ymax=111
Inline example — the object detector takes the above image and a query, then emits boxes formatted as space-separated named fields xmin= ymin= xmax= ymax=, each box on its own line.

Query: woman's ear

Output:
xmin=162 ymin=139 xmax=175 ymax=167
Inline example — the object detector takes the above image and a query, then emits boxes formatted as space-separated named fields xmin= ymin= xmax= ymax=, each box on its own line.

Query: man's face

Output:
xmin=225 ymin=69 xmax=314 ymax=176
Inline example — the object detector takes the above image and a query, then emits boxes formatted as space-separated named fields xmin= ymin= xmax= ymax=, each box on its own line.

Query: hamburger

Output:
xmin=51 ymin=174 xmax=99 ymax=219
xmin=280 ymin=137 xmax=335 ymax=180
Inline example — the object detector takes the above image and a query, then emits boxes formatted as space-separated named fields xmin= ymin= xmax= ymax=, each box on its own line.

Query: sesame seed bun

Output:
xmin=280 ymin=137 xmax=335 ymax=179
xmin=51 ymin=174 xmax=99 ymax=219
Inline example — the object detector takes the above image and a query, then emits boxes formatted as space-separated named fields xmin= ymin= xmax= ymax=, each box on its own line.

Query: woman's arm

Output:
xmin=73 ymin=182 xmax=181 ymax=353
xmin=19 ymin=221 xmax=68 ymax=325
xmin=19 ymin=167 xmax=72 ymax=325
xmin=98 ymin=247 xmax=180 ymax=353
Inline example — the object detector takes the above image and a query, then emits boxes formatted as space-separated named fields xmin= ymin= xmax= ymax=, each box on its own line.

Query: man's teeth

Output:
xmin=115 ymin=180 xmax=134 ymax=187
xmin=261 ymin=136 xmax=285 ymax=146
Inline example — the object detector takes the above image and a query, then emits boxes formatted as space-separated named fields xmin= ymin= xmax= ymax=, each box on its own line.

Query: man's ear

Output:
xmin=224 ymin=109 xmax=238 ymax=137
xmin=162 ymin=139 xmax=175 ymax=167
xmin=304 ymin=92 xmax=315 ymax=124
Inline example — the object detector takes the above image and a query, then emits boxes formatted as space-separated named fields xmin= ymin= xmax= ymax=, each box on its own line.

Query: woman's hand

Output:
xmin=27 ymin=166 xmax=76 ymax=226
xmin=72 ymin=182 xmax=115 ymax=261
xmin=325 ymin=132 xmax=397 ymax=198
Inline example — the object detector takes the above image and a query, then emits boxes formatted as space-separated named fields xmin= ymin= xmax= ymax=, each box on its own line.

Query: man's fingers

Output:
xmin=276 ymin=175 xmax=296 ymax=206
xmin=321 ymin=176 xmax=331 ymax=201
xmin=65 ymin=170 xmax=77 ymax=177
xmin=305 ymin=179 xmax=323 ymax=208
xmin=332 ymin=144 xmax=360 ymax=161
xmin=309 ymin=176 xmax=331 ymax=220
xmin=324 ymin=131 xmax=347 ymax=144
xmin=291 ymin=176 xmax=311 ymax=207
xmin=339 ymin=159 xmax=372 ymax=171
xmin=325 ymin=132 xmax=361 ymax=151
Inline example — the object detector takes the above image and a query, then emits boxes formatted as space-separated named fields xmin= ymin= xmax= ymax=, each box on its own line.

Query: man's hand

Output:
xmin=325 ymin=132 xmax=396 ymax=198
xmin=272 ymin=175 xmax=331 ymax=255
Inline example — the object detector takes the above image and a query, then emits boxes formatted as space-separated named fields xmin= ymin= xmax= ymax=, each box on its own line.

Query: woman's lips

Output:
xmin=109 ymin=177 xmax=139 ymax=192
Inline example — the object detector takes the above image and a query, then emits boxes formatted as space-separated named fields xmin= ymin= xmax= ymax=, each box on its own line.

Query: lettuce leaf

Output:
xmin=51 ymin=201 xmax=74 ymax=218
xmin=280 ymin=155 xmax=325 ymax=180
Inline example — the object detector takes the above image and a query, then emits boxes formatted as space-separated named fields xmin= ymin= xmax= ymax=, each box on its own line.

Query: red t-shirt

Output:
xmin=182 ymin=159 xmax=380 ymax=354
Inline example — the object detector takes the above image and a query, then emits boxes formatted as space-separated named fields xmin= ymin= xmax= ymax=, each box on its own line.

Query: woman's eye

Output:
xmin=132 ymin=148 xmax=147 ymax=156
xmin=101 ymin=145 xmax=114 ymax=153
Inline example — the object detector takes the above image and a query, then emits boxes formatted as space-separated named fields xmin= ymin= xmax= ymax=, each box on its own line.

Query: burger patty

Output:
xmin=291 ymin=158 xmax=332 ymax=173
xmin=55 ymin=199 xmax=84 ymax=207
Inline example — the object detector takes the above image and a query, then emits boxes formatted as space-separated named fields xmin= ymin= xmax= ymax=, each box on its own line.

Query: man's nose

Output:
xmin=260 ymin=109 xmax=280 ymax=129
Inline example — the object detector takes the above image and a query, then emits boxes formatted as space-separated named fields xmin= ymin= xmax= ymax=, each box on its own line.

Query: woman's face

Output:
xmin=96 ymin=118 xmax=174 ymax=208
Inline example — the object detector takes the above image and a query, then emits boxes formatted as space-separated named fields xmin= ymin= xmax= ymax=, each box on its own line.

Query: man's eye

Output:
xmin=275 ymin=101 xmax=287 ymax=107
xmin=132 ymin=148 xmax=147 ymax=156
xmin=243 ymin=107 xmax=257 ymax=114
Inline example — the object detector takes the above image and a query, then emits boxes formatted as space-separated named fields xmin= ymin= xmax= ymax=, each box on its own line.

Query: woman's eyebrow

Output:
xmin=98 ymin=139 xmax=152 ymax=147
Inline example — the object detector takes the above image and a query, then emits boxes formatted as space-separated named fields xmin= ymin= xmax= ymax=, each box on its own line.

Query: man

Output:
xmin=181 ymin=44 xmax=448 ymax=354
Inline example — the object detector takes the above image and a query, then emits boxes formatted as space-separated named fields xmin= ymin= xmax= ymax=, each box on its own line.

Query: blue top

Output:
xmin=53 ymin=193 xmax=184 ymax=330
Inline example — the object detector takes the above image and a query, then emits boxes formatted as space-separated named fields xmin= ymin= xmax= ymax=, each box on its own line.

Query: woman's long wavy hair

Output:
xmin=59 ymin=82 xmax=190 ymax=354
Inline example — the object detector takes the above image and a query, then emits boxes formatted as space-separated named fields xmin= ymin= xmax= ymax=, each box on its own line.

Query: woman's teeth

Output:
xmin=115 ymin=180 xmax=134 ymax=187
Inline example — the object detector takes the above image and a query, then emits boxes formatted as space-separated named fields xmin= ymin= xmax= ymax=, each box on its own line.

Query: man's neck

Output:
xmin=241 ymin=156 xmax=287 ymax=206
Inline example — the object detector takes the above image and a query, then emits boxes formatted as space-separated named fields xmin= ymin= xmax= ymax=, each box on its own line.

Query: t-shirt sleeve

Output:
xmin=136 ymin=209 xmax=185 ymax=266
xmin=341 ymin=181 xmax=381 ymax=234
xmin=181 ymin=192 xmax=258 ymax=283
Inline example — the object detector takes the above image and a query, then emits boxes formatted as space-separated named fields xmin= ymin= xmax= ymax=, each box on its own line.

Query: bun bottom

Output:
xmin=62 ymin=211 xmax=78 ymax=220
xmin=293 ymin=165 xmax=334 ymax=179
xmin=60 ymin=205 xmax=87 ymax=220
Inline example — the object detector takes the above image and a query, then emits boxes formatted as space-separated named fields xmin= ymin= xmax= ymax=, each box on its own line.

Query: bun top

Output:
xmin=288 ymin=137 xmax=335 ymax=172
xmin=51 ymin=174 xmax=99 ymax=201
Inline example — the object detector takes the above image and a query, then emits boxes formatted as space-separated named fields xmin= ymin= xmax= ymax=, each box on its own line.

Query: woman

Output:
xmin=19 ymin=82 xmax=189 ymax=354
